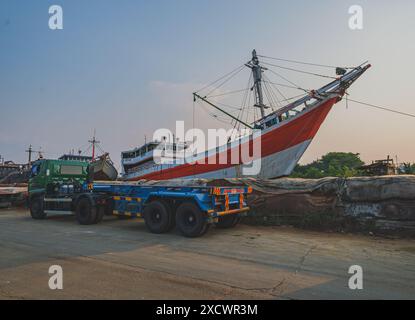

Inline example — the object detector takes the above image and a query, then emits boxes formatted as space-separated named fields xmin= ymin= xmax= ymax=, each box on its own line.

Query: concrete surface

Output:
xmin=0 ymin=208 xmax=414 ymax=299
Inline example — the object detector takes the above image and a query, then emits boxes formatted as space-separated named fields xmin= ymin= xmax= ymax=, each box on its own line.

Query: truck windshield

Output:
xmin=30 ymin=164 xmax=40 ymax=177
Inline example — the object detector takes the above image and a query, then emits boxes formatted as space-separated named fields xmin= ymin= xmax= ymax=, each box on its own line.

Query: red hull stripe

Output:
xmin=132 ymin=98 xmax=336 ymax=181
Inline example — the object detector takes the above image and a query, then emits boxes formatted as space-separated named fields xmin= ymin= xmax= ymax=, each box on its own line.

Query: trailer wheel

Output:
xmin=199 ymin=222 xmax=211 ymax=236
xmin=75 ymin=197 xmax=97 ymax=225
xmin=215 ymin=215 xmax=240 ymax=229
xmin=176 ymin=202 xmax=208 ymax=237
xmin=30 ymin=196 xmax=47 ymax=220
xmin=143 ymin=200 xmax=172 ymax=234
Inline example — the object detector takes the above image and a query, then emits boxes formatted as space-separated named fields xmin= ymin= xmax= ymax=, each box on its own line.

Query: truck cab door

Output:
xmin=28 ymin=162 xmax=44 ymax=193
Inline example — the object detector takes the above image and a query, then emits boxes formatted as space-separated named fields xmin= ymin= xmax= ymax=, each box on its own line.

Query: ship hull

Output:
xmin=123 ymin=96 xmax=337 ymax=181
xmin=163 ymin=139 xmax=312 ymax=179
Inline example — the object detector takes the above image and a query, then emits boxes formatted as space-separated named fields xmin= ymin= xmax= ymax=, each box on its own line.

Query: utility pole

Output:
xmin=25 ymin=145 xmax=33 ymax=165
xmin=25 ymin=145 xmax=44 ymax=165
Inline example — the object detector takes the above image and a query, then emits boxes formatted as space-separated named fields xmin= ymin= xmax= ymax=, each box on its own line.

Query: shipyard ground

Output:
xmin=0 ymin=208 xmax=414 ymax=300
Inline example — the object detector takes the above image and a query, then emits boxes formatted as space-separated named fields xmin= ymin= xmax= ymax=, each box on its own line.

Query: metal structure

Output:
xmin=245 ymin=49 xmax=269 ymax=118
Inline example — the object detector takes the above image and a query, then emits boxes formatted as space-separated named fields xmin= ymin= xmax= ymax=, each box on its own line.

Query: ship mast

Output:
xmin=245 ymin=49 xmax=269 ymax=118
xmin=88 ymin=130 xmax=100 ymax=159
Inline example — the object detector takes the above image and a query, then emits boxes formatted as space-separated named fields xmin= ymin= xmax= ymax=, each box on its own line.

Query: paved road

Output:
xmin=0 ymin=208 xmax=414 ymax=299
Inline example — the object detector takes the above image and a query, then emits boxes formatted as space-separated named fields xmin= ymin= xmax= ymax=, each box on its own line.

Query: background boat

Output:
xmin=91 ymin=153 xmax=118 ymax=181
xmin=60 ymin=132 xmax=118 ymax=181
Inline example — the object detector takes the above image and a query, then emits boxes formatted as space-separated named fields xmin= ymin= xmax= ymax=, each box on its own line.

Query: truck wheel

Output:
xmin=143 ymin=200 xmax=172 ymax=234
xmin=199 ymin=222 xmax=211 ymax=236
xmin=216 ymin=215 xmax=240 ymax=229
xmin=75 ymin=197 xmax=97 ymax=225
xmin=176 ymin=202 xmax=208 ymax=237
xmin=30 ymin=197 xmax=47 ymax=220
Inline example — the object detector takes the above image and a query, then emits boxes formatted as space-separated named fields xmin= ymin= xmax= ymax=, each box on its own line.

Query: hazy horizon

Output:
xmin=1 ymin=0 xmax=414 ymax=170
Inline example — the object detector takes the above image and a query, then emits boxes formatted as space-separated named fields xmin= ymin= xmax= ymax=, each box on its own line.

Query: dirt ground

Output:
xmin=0 ymin=208 xmax=414 ymax=299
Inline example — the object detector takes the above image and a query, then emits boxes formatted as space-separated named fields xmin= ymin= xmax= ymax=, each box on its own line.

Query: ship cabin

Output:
xmin=121 ymin=140 xmax=189 ymax=177
xmin=59 ymin=154 xmax=93 ymax=162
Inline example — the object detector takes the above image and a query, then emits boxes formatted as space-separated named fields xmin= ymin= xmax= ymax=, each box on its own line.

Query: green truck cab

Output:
xmin=28 ymin=159 xmax=91 ymax=219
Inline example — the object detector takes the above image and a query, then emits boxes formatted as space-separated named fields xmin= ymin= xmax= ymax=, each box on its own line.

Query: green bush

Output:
xmin=291 ymin=152 xmax=364 ymax=179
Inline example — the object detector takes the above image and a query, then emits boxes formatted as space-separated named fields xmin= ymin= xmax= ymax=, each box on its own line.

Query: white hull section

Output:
xmin=184 ymin=139 xmax=312 ymax=179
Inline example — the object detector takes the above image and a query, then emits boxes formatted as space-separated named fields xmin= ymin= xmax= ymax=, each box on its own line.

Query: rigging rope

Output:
xmin=257 ymin=54 xmax=355 ymax=70
xmin=96 ymin=144 xmax=106 ymax=155
xmin=195 ymin=64 xmax=245 ymax=94
xmin=262 ymin=61 xmax=337 ymax=79
xmin=266 ymin=68 xmax=309 ymax=93
xmin=347 ymin=98 xmax=415 ymax=118
xmin=206 ymin=88 xmax=248 ymax=98
xmin=262 ymin=80 xmax=279 ymax=111
xmin=281 ymin=93 xmax=308 ymax=102
xmin=262 ymin=80 xmax=310 ymax=92
xmin=82 ymin=144 xmax=92 ymax=156
xmin=203 ymin=65 xmax=246 ymax=97
xmin=263 ymin=74 xmax=287 ymax=101
xmin=232 ymin=72 xmax=253 ymax=133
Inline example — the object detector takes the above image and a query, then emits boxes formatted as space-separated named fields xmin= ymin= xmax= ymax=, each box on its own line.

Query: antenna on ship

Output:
xmin=245 ymin=49 xmax=269 ymax=118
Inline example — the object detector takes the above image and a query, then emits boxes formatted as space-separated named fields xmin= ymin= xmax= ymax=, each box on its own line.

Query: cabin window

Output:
xmin=265 ymin=118 xmax=277 ymax=128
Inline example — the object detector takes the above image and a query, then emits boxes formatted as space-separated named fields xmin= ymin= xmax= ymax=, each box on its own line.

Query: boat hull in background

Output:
xmin=92 ymin=157 xmax=118 ymax=181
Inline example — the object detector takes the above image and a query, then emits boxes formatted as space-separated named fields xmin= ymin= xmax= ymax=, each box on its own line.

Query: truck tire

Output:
xmin=215 ymin=215 xmax=240 ymax=229
xmin=143 ymin=200 xmax=172 ymax=234
xmin=199 ymin=222 xmax=211 ymax=236
xmin=75 ymin=197 xmax=97 ymax=225
xmin=175 ymin=202 xmax=208 ymax=237
xmin=30 ymin=196 xmax=47 ymax=220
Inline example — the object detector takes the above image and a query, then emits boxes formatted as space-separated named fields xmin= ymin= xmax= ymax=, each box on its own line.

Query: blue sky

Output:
xmin=1 ymin=0 xmax=414 ymax=168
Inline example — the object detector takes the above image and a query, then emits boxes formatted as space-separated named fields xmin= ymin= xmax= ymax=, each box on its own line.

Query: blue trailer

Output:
xmin=28 ymin=159 xmax=252 ymax=237
xmin=88 ymin=182 xmax=252 ymax=237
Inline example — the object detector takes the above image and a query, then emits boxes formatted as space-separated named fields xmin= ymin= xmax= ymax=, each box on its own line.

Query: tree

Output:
xmin=291 ymin=152 xmax=364 ymax=179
